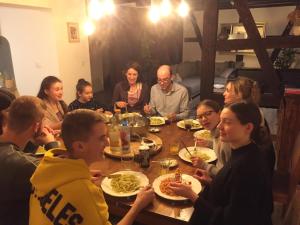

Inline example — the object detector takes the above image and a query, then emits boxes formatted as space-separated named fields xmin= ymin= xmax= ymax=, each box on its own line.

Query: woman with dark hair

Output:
xmin=37 ymin=76 xmax=67 ymax=130
xmin=68 ymin=79 xmax=106 ymax=112
xmin=112 ymin=62 xmax=150 ymax=113
xmin=169 ymin=102 xmax=273 ymax=225
xmin=192 ymin=100 xmax=231 ymax=178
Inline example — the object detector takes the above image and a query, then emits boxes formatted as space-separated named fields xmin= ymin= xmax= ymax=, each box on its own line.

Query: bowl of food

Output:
xmin=120 ymin=115 xmax=149 ymax=137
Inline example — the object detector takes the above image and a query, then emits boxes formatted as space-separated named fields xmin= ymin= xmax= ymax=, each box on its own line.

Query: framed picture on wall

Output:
xmin=230 ymin=22 xmax=266 ymax=40
xmin=67 ymin=22 xmax=80 ymax=43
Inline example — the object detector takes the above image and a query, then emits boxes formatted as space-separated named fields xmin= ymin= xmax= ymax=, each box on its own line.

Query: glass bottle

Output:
xmin=108 ymin=113 xmax=121 ymax=152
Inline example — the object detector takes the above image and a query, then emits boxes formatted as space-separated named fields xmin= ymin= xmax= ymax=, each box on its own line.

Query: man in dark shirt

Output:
xmin=0 ymin=96 xmax=58 ymax=225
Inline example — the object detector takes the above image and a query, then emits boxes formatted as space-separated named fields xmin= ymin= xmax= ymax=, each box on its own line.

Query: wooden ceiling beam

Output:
xmin=208 ymin=36 xmax=300 ymax=51
xmin=189 ymin=0 xmax=297 ymax=11
xmin=189 ymin=11 xmax=203 ymax=49
xmin=234 ymin=0 xmax=281 ymax=100
xmin=199 ymin=0 xmax=219 ymax=100
xmin=185 ymin=35 xmax=300 ymax=50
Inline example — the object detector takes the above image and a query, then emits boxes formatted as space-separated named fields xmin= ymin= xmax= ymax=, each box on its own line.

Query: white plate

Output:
xmin=101 ymin=171 xmax=149 ymax=197
xmin=177 ymin=120 xmax=202 ymax=130
xmin=150 ymin=116 xmax=165 ymax=126
xmin=193 ymin=130 xmax=212 ymax=140
xmin=178 ymin=147 xmax=217 ymax=163
xmin=153 ymin=173 xmax=202 ymax=201
xmin=160 ymin=158 xmax=178 ymax=168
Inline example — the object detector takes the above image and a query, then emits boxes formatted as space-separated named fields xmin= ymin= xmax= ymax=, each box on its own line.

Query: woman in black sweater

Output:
xmin=170 ymin=102 xmax=273 ymax=225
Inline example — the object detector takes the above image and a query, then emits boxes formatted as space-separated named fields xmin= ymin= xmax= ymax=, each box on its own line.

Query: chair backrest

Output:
xmin=283 ymin=186 xmax=300 ymax=225
xmin=288 ymin=133 xmax=300 ymax=201
xmin=0 ymin=88 xmax=16 ymax=134
xmin=0 ymin=87 xmax=15 ymax=111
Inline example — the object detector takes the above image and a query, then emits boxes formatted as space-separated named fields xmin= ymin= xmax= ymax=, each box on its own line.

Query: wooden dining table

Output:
xmin=90 ymin=122 xmax=202 ymax=225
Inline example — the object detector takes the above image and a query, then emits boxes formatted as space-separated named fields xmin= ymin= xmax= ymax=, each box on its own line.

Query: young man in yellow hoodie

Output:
xmin=30 ymin=109 xmax=154 ymax=225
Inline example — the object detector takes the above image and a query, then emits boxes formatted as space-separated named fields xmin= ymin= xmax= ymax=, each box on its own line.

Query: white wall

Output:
xmin=0 ymin=5 xmax=60 ymax=96
xmin=50 ymin=0 xmax=92 ymax=103
xmin=0 ymin=0 xmax=92 ymax=103
xmin=183 ymin=6 xmax=295 ymax=67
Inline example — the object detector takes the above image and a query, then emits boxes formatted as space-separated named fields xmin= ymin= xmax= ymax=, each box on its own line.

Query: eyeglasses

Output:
xmin=157 ymin=78 xmax=170 ymax=83
xmin=196 ymin=110 xmax=215 ymax=120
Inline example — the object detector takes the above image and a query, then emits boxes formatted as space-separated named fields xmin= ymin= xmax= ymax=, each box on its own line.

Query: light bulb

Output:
xmin=177 ymin=0 xmax=190 ymax=18
xmin=103 ymin=0 xmax=115 ymax=15
xmin=89 ymin=0 xmax=105 ymax=20
xmin=160 ymin=0 xmax=172 ymax=17
xmin=148 ymin=5 xmax=161 ymax=23
xmin=84 ymin=20 xmax=95 ymax=35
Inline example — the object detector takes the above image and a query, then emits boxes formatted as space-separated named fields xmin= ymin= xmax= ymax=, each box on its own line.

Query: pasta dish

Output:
xmin=111 ymin=174 xmax=140 ymax=193
xmin=186 ymin=152 xmax=210 ymax=161
xmin=159 ymin=170 xmax=191 ymax=196
xmin=194 ymin=130 xmax=211 ymax=140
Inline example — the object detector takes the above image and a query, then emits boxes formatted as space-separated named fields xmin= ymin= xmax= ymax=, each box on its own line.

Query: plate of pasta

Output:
xmin=101 ymin=171 xmax=149 ymax=197
xmin=153 ymin=173 xmax=202 ymax=201
xmin=149 ymin=116 xmax=165 ymax=126
xmin=193 ymin=130 xmax=212 ymax=141
xmin=178 ymin=147 xmax=217 ymax=163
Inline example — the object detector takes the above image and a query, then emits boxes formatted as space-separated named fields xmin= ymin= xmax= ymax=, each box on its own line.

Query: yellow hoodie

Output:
xmin=29 ymin=149 xmax=111 ymax=225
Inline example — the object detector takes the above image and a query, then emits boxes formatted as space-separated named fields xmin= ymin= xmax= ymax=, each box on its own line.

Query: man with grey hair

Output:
xmin=144 ymin=65 xmax=189 ymax=121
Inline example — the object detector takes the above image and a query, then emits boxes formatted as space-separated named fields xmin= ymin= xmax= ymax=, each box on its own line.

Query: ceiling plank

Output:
xmin=199 ymin=0 xmax=219 ymax=100
xmin=234 ymin=0 xmax=281 ymax=100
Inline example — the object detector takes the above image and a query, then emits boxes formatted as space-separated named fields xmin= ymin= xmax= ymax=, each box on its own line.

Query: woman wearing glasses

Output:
xmin=112 ymin=62 xmax=149 ymax=113
xmin=193 ymin=100 xmax=231 ymax=180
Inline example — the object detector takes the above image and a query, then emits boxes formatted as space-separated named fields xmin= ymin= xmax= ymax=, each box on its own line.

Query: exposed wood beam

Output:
xmin=270 ymin=5 xmax=300 ymax=63
xmin=199 ymin=0 xmax=218 ymax=100
xmin=189 ymin=11 xmax=203 ymax=49
xmin=233 ymin=0 xmax=281 ymax=98
xmin=216 ymin=36 xmax=300 ymax=51
xmin=185 ymin=35 xmax=300 ymax=50
xmin=189 ymin=0 xmax=297 ymax=11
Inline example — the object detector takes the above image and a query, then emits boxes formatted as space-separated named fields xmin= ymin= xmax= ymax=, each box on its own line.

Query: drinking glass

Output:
xmin=169 ymin=142 xmax=180 ymax=156
xmin=121 ymin=155 xmax=134 ymax=170
xmin=160 ymin=158 xmax=171 ymax=175
xmin=184 ymin=119 xmax=192 ymax=132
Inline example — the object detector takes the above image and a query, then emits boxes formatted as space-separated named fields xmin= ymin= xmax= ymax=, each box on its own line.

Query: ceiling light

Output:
xmin=83 ymin=20 xmax=95 ymax=35
xmin=89 ymin=0 xmax=105 ymax=20
xmin=177 ymin=0 xmax=190 ymax=18
xmin=148 ymin=4 xmax=161 ymax=23
xmin=160 ymin=0 xmax=172 ymax=17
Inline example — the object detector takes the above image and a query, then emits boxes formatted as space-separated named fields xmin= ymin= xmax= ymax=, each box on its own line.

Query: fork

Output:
xmin=193 ymin=141 xmax=197 ymax=152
